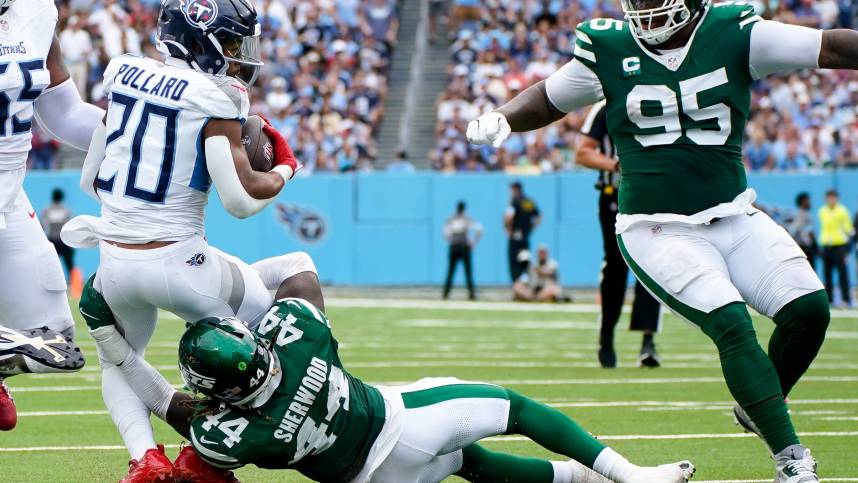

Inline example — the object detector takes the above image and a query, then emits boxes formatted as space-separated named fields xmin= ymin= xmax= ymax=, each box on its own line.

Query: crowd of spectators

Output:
xmin=432 ymin=0 xmax=858 ymax=173
xmin=32 ymin=0 xmax=400 ymax=172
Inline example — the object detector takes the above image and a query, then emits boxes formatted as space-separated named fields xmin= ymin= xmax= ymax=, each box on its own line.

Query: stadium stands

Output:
xmin=44 ymin=0 xmax=400 ymax=172
xmin=432 ymin=0 xmax=858 ymax=172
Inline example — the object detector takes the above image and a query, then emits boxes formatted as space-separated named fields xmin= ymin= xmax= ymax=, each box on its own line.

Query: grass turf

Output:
xmin=1 ymin=299 xmax=856 ymax=482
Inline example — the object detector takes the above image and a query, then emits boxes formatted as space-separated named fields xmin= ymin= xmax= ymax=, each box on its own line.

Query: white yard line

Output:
xmin=484 ymin=431 xmax=858 ymax=443
xmin=4 ymin=432 xmax=856 ymax=453
xmin=13 ymin=375 xmax=858 ymax=392
xmin=695 ymin=480 xmax=858 ymax=483
xmin=324 ymin=298 xmax=858 ymax=319
xmin=16 ymin=398 xmax=858 ymax=417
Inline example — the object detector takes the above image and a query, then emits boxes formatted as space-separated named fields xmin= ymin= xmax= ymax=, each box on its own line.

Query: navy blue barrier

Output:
xmin=23 ymin=170 xmax=858 ymax=287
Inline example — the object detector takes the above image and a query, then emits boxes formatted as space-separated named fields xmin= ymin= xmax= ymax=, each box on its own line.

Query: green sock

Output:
xmin=701 ymin=303 xmax=798 ymax=453
xmin=457 ymin=444 xmax=556 ymax=483
xmin=505 ymin=389 xmax=606 ymax=467
xmin=770 ymin=290 xmax=830 ymax=396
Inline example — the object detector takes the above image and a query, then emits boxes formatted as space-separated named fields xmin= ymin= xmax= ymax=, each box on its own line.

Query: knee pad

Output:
xmin=774 ymin=290 xmax=830 ymax=336
xmin=700 ymin=303 xmax=757 ymax=351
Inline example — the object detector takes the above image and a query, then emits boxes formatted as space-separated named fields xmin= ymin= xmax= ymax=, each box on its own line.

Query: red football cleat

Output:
xmin=121 ymin=444 xmax=174 ymax=483
xmin=173 ymin=445 xmax=239 ymax=483
xmin=0 ymin=382 xmax=17 ymax=431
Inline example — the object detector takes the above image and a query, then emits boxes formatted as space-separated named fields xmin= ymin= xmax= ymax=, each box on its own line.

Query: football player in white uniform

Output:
xmin=59 ymin=1 xmax=314 ymax=480
xmin=0 ymin=0 xmax=105 ymax=430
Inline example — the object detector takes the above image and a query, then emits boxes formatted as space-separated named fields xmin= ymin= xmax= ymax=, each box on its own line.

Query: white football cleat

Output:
xmin=774 ymin=445 xmax=818 ymax=483
xmin=626 ymin=461 xmax=695 ymax=483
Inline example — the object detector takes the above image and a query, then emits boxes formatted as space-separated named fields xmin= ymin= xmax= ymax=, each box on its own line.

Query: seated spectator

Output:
xmin=512 ymin=247 xmax=566 ymax=302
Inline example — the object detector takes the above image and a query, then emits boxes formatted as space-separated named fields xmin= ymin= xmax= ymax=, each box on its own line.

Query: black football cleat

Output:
xmin=598 ymin=345 xmax=617 ymax=368
xmin=638 ymin=341 xmax=661 ymax=368
xmin=0 ymin=326 xmax=85 ymax=376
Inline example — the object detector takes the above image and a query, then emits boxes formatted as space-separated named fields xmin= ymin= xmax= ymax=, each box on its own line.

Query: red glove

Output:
xmin=260 ymin=116 xmax=299 ymax=177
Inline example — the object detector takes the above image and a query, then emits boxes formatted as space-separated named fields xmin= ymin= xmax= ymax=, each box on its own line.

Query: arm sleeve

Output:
xmin=544 ymin=58 xmax=604 ymax=113
xmin=580 ymin=100 xmax=608 ymax=140
xmin=79 ymin=122 xmax=106 ymax=200
xmin=206 ymin=136 xmax=290 ymax=219
xmin=748 ymin=20 xmax=822 ymax=79
xmin=33 ymin=78 xmax=105 ymax=151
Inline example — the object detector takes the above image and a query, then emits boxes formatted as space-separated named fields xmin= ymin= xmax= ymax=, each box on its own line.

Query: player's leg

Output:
xmin=834 ymin=245 xmax=852 ymax=305
xmin=618 ymin=222 xmax=799 ymax=455
xmin=597 ymin=198 xmax=627 ymax=367
xmin=821 ymin=246 xmax=835 ymax=302
xmin=724 ymin=212 xmax=829 ymax=398
xmin=91 ymin=268 xmax=162 ymax=461
xmin=463 ymin=246 xmax=476 ymax=300
xmin=249 ymin=251 xmax=321 ymax=311
xmin=630 ymin=282 xmax=662 ymax=367
xmin=371 ymin=378 xmax=692 ymax=483
xmin=0 ymin=190 xmax=83 ymax=428
xmin=443 ymin=246 xmax=458 ymax=299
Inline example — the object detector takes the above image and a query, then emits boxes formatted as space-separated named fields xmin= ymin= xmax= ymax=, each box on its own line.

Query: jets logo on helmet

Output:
xmin=181 ymin=0 xmax=219 ymax=29
xmin=181 ymin=365 xmax=216 ymax=389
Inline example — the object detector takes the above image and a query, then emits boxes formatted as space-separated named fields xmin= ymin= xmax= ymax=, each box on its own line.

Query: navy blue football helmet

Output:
xmin=156 ymin=0 xmax=263 ymax=85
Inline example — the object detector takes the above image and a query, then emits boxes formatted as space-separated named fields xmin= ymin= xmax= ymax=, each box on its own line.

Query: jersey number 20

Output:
xmin=97 ymin=93 xmax=179 ymax=203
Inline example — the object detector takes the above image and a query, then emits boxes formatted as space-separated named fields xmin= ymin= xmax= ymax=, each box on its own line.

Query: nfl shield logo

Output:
xmin=181 ymin=0 xmax=219 ymax=29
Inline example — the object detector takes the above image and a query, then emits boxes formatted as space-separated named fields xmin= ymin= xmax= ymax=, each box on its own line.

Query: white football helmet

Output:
xmin=621 ymin=0 xmax=710 ymax=45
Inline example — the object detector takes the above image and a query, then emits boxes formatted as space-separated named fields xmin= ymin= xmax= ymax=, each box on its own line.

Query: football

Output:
xmin=241 ymin=115 xmax=275 ymax=172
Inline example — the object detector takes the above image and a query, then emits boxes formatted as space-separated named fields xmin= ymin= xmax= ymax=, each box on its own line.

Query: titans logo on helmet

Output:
xmin=181 ymin=0 xmax=219 ymax=29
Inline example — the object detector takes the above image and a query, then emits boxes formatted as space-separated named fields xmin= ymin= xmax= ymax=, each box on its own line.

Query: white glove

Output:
xmin=467 ymin=111 xmax=511 ymax=148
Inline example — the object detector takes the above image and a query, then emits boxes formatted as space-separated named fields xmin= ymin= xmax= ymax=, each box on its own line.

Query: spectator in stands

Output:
xmin=818 ymin=189 xmax=854 ymax=307
xmin=428 ymin=0 xmax=447 ymax=44
xmin=387 ymin=150 xmax=416 ymax=173
xmin=28 ymin=124 xmax=57 ymax=170
xmin=790 ymin=192 xmax=819 ymax=271
xmin=442 ymin=201 xmax=483 ymax=300
xmin=59 ymin=14 xmax=92 ymax=98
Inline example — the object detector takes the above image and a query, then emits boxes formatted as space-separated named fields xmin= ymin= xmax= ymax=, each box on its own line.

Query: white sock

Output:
xmin=555 ymin=459 xmax=615 ymax=483
xmin=102 ymin=365 xmax=156 ymax=460
xmin=251 ymin=253 xmax=317 ymax=291
xmin=91 ymin=326 xmax=175 ymax=420
xmin=593 ymin=448 xmax=639 ymax=483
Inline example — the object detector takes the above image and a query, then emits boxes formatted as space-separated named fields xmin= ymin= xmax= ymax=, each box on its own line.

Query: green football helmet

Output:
xmin=621 ymin=0 xmax=710 ymax=45
xmin=178 ymin=317 xmax=275 ymax=406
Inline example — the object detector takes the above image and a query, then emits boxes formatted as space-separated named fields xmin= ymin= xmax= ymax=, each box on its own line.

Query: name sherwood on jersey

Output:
xmin=112 ymin=62 xmax=189 ymax=101
xmin=0 ymin=42 xmax=27 ymax=56
xmin=274 ymin=356 xmax=328 ymax=444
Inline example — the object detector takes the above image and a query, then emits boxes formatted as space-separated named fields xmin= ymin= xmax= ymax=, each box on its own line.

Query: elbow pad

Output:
xmin=34 ymin=78 xmax=105 ymax=151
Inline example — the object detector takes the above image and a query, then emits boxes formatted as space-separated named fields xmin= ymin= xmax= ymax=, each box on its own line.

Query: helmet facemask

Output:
xmin=622 ymin=0 xmax=705 ymax=46
xmin=217 ymin=26 xmax=263 ymax=86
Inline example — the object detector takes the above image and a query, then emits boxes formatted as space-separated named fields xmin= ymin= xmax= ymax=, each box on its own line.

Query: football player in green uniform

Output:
xmin=466 ymin=1 xmax=857 ymax=481
xmin=80 ymin=282 xmax=695 ymax=483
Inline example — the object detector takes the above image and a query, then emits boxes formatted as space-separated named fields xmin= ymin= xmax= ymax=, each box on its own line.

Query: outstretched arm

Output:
xmin=819 ymin=29 xmax=858 ymax=69
xmin=33 ymin=36 xmax=104 ymax=151
xmin=468 ymin=59 xmax=603 ymax=146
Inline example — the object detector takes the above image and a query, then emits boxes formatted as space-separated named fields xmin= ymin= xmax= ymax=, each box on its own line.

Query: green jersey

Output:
xmin=574 ymin=3 xmax=759 ymax=215
xmin=189 ymin=299 xmax=386 ymax=482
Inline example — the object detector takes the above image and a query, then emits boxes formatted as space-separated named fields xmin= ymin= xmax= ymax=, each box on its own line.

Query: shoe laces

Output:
xmin=0 ymin=382 xmax=11 ymax=402
xmin=784 ymin=455 xmax=817 ymax=477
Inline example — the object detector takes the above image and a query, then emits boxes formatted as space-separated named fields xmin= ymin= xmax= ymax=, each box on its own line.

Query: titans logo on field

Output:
xmin=181 ymin=0 xmax=219 ymax=28
xmin=276 ymin=203 xmax=327 ymax=243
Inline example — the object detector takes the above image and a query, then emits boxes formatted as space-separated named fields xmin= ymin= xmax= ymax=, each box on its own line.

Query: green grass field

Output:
xmin=2 ymin=298 xmax=857 ymax=482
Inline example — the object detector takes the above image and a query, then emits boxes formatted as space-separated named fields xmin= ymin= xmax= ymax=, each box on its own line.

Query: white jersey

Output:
xmin=87 ymin=55 xmax=249 ymax=243
xmin=0 ymin=0 xmax=55 ymax=171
